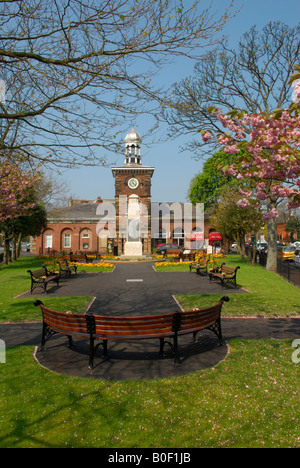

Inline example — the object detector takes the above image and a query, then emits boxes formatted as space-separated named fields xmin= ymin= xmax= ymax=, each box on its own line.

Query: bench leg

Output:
xmin=88 ymin=339 xmax=108 ymax=368
xmin=66 ymin=335 xmax=75 ymax=348
xmin=159 ymin=338 xmax=173 ymax=357
xmin=88 ymin=337 xmax=95 ymax=369
xmin=39 ymin=322 xmax=56 ymax=351
xmin=209 ymin=319 xmax=225 ymax=346
xmin=172 ymin=333 xmax=181 ymax=367
xmin=159 ymin=338 xmax=165 ymax=356
xmin=31 ymin=281 xmax=41 ymax=294
xmin=102 ymin=340 xmax=108 ymax=358
xmin=40 ymin=322 xmax=47 ymax=350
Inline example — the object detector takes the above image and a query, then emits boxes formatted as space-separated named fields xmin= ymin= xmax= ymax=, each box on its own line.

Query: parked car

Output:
xmin=293 ymin=249 xmax=300 ymax=267
xmin=245 ymin=242 xmax=253 ymax=248
xmin=257 ymin=242 xmax=268 ymax=252
xmin=277 ymin=245 xmax=296 ymax=261
xmin=156 ymin=243 xmax=184 ymax=255
xmin=20 ymin=242 xmax=30 ymax=252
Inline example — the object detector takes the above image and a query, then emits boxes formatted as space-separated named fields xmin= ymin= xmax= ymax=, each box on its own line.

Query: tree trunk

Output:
xmin=12 ymin=238 xmax=18 ymax=261
xmin=266 ymin=205 xmax=278 ymax=272
xmin=252 ymin=231 xmax=258 ymax=266
xmin=3 ymin=237 xmax=11 ymax=265
xmin=236 ymin=232 xmax=246 ymax=260
xmin=14 ymin=232 xmax=22 ymax=259
xmin=240 ymin=240 xmax=246 ymax=260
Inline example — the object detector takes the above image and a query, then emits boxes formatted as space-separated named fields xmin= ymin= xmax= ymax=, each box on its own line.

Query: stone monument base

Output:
xmin=122 ymin=241 xmax=145 ymax=259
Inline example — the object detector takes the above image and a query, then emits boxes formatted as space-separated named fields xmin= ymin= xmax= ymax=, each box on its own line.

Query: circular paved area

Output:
xmin=2 ymin=262 xmax=300 ymax=380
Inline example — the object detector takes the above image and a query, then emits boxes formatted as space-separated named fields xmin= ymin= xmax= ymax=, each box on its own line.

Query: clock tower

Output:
xmin=111 ymin=128 xmax=155 ymax=256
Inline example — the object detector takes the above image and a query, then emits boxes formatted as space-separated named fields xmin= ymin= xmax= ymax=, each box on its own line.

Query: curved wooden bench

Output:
xmin=34 ymin=296 xmax=229 ymax=368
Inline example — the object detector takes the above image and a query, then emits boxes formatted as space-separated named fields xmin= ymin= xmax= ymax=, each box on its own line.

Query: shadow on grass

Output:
xmin=1 ymin=296 xmax=93 ymax=322
xmin=0 ymin=256 xmax=44 ymax=272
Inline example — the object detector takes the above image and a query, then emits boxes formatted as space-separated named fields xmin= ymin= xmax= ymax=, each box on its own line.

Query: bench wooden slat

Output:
xmin=92 ymin=314 xmax=175 ymax=340
xmin=43 ymin=317 xmax=88 ymax=334
xmin=41 ymin=307 xmax=88 ymax=338
xmin=93 ymin=313 xmax=174 ymax=324
xmin=179 ymin=309 xmax=221 ymax=334
xmin=93 ymin=327 xmax=175 ymax=339
xmin=93 ymin=322 xmax=174 ymax=333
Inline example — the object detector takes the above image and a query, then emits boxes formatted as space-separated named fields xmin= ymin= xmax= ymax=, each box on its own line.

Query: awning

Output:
xmin=208 ymin=232 xmax=223 ymax=243
xmin=190 ymin=232 xmax=204 ymax=241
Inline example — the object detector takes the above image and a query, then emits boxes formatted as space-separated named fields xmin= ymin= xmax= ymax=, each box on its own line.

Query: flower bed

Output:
xmin=42 ymin=258 xmax=114 ymax=272
xmin=155 ymin=261 xmax=191 ymax=268
xmin=155 ymin=252 xmax=226 ymax=271
xmin=70 ymin=261 xmax=114 ymax=270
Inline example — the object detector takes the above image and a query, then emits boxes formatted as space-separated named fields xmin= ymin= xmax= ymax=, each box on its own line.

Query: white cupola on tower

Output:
xmin=124 ymin=127 xmax=142 ymax=165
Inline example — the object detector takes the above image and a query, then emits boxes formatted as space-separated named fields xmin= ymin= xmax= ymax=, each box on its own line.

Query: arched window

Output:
xmin=80 ymin=228 xmax=91 ymax=250
xmin=43 ymin=228 xmax=54 ymax=253
xmin=61 ymin=228 xmax=72 ymax=250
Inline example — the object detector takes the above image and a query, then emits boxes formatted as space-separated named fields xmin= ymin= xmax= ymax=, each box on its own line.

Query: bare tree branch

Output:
xmin=0 ymin=0 xmax=238 ymax=167
xmin=162 ymin=21 xmax=300 ymax=159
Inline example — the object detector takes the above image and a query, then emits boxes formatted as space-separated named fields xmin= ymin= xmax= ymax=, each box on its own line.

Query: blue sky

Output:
xmin=60 ymin=0 xmax=300 ymax=204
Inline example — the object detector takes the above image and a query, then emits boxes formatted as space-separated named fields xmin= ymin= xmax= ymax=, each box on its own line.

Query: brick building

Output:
xmin=31 ymin=128 xmax=224 ymax=256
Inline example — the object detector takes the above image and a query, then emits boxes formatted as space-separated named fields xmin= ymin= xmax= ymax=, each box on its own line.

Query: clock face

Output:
xmin=128 ymin=177 xmax=139 ymax=189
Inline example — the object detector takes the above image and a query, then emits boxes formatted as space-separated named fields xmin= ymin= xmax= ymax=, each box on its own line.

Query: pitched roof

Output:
xmin=48 ymin=200 xmax=115 ymax=221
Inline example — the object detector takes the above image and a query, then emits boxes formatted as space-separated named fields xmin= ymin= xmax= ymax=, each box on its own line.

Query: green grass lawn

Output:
xmin=171 ymin=255 xmax=300 ymax=317
xmin=0 ymin=255 xmax=299 ymax=448
xmin=0 ymin=256 xmax=96 ymax=322
xmin=0 ymin=340 xmax=298 ymax=448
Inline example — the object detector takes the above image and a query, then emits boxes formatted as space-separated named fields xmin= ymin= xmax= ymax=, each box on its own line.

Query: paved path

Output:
xmin=2 ymin=262 xmax=300 ymax=380
xmin=22 ymin=262 xmax=247 ymax=315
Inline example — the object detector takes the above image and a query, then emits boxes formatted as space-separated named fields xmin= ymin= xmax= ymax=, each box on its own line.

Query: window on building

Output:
xmin=64 ymin=233 xmax=71 ymax=248
xmin=82 ymin=231 xmax=89 ymax=238
xmin=173 ymin=228 xmax=184 ymax=239
xmin=45 ymin=234 xmax=53 ymax=249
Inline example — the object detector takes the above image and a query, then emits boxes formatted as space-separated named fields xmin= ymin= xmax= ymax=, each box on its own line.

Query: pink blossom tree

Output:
xmin=0 ymin=159 xmax=38 ymax=222
xmin=0 ymin=158 xmax=40 ymax=263
xmin=200 ymin=67 xmax=300 ymax=272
